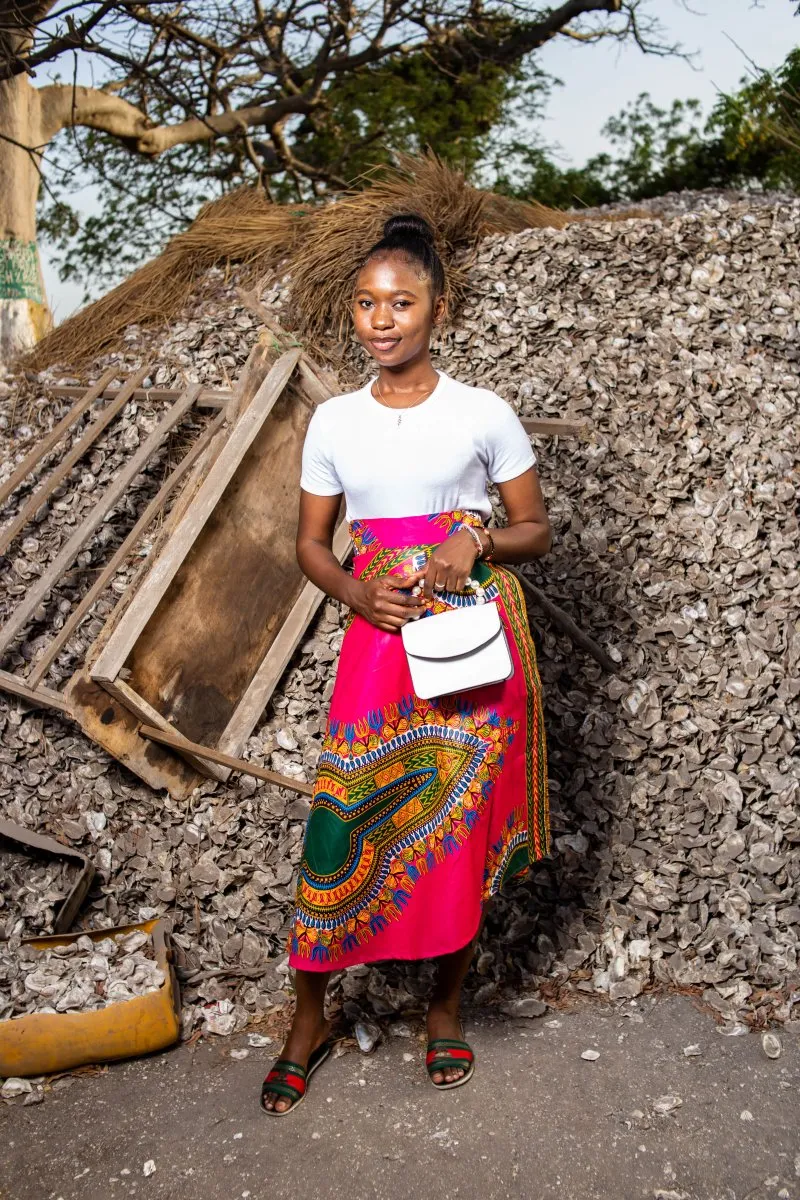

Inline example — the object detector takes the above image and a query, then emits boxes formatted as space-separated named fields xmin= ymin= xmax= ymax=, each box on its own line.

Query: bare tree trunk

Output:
xmin=0 ymin=72 xmax=51 ymax=366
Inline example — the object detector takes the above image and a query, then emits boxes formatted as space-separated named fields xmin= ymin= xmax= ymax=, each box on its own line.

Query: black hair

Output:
xmin=362 ymin=213 xmax=446 ymax=297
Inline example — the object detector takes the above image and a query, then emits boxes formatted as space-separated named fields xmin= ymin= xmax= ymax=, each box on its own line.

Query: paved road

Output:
xmin=2 ymin=994 xmax=798 ymax=1200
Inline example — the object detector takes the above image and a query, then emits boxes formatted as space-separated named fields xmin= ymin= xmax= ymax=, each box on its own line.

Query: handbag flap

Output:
xmin=401 ymin=602 xmax=503 ymax=661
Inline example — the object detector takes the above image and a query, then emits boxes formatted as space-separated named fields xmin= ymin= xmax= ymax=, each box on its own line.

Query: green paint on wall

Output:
xmin=0 ymin=238 xmax=43 ymax=303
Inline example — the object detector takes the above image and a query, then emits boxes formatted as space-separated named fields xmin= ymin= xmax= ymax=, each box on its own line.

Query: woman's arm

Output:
xmin=296 ymin=491 xmax=357 ymax=608
xmin=490 ymin=466 xmax=552 ymax=562
xmin=419 ymin=467 xmax=551 ymax=598
xmin=296 ymin=490 xmax=425 ymax=631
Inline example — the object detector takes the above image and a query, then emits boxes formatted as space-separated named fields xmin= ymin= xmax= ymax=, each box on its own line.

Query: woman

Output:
xmin=262 ymin=214 xmax=551 ymax=1114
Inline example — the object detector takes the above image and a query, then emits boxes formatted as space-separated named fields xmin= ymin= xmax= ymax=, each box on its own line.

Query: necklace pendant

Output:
xmin=397 ymin=412 xmax=402 ymax=427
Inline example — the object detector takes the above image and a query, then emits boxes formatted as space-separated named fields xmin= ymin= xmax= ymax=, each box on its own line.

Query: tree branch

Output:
xmin=0 ymin=0 xmax=62 ymax=38
xmin=37 ymin=82 xmax=313 ymax=151
xmin=442 ymin=0 xmax=627 ymax=69
xmin=0 ymin=0 xmax=119 ymax=79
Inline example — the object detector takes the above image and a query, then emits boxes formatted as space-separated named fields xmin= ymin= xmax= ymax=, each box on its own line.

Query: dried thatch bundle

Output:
xmin=286 ymin=152 xmax=526 ymax=340
xmin=27 ymin=152 xmax=603 ymax=371
xmin=28 ymin=189 xmax=303 ymax=370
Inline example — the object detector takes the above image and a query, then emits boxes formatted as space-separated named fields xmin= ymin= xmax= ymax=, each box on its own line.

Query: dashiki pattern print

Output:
xmin=288 ymin=511 xmax=550 ymax=969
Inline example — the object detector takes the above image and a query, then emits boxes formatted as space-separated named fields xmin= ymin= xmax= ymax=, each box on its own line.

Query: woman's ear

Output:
xmin=433 ymin=294 xmax=447 ymax=327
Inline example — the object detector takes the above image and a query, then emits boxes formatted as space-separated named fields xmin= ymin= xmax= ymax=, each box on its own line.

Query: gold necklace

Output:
xmin=373 ymin=377 xmax=437 ymax=427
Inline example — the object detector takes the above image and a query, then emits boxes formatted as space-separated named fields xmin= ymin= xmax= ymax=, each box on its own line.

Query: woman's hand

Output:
xmin=350 ymin=572 xmax=427 ymax=632
xmin=420 ymin=529 xmax=480 ymax=598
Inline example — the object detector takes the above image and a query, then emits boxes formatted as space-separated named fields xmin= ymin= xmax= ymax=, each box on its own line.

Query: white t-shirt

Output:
xmin=300 ymin=370 xmax=536 ymax=520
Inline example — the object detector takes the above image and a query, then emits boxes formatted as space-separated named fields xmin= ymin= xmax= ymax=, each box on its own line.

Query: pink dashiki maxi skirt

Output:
xmin=288 ymin=511 xmax=550 ymax=970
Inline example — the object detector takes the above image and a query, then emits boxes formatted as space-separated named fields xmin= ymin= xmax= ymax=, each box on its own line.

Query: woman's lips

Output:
xmin=371 ymin=336 xmax=400 ymax=351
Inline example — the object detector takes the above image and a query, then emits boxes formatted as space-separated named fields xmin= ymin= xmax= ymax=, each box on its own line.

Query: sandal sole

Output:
xmin=428 ymin=1060 xmax=475 ymax=1091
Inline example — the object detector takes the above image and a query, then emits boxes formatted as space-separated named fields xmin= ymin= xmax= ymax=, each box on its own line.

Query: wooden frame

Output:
xmin=86 ymin=345 xmax=351 ymax=793
xmin=0 ymin=365 xmax=119 ymax=509
xmin=0 ymin=383 xmax=201 ymax=658
xmin=25 ymin=409 xmax=228 ymax=689
xmin=0 ymin=368 xmax=233 ymax=720
xmin=90 ymin=349 xmax=302 ymax=687
xmin=0 ymin=341 xmax=351 ymax=798
xmin=48 ymin=383 xmax=233 ymax=412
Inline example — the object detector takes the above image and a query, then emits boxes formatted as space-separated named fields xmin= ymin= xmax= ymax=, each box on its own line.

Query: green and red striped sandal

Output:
xmin=260 ymin=1040 xmax=332 ymax=1116
xmin=426 ymin=1036 xmax=475 ymax=1090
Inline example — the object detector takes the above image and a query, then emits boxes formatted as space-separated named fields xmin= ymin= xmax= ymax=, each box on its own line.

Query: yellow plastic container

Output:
xmin=0 ymin=919 xmax=181 ymax=1078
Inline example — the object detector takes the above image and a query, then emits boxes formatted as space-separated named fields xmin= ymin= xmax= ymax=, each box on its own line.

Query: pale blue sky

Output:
xmin=41 ymin=0 xmax=799 ymax=322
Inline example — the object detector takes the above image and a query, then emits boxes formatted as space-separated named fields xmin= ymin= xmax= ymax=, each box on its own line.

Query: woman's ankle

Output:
xmin=286 ymin=1007 xmax=329 ymax=1042
xmin=428 ymin=996 xmax=458 ymax=1010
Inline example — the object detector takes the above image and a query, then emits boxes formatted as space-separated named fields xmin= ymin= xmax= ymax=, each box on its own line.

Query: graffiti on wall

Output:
xmin=0 ymin=238 xmax=44 ymax=303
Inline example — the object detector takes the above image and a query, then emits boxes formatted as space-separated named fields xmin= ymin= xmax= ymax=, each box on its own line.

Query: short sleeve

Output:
xmin=300 ymin=407 xmax=342 ymax=496
xmin=483 ymin=393 xmax=537 ymax=483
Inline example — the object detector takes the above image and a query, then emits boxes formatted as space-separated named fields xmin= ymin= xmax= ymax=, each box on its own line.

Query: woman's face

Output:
xmin=353 ymin=252 xmax=445 ymax=368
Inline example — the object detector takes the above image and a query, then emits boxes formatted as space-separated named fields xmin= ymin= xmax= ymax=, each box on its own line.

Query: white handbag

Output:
xmin=401 ymin=600 xmax=514 ymax=700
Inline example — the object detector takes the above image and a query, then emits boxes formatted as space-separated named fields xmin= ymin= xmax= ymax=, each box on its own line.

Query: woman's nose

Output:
xmin=372 ymin=304 xmax=394 ymax=329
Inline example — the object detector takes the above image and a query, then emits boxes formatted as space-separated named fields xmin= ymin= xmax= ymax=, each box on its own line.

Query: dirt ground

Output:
xmin=2 ymin=993 xmax=799 ymax=1200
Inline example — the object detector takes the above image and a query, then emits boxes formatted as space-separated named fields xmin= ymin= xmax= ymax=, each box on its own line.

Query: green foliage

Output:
xmin=293 ymin=52 xmax=540 ymax=182
xmin=708 ymin=47 xmax=800 ymax=192
xmin=496 ymin=47 xmax=800 ymax=208
xmin=487 ymin=141 xmax=615 ymax=209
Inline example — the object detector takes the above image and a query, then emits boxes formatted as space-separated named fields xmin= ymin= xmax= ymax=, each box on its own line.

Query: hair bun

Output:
xmin=383 ymin=213 xmax=435 ymax=245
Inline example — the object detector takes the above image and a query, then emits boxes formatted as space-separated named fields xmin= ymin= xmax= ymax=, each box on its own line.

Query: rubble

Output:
xmin=0 ymin=929 xmax=165 ymax=1019
xmin=0 ymin=189 xmax=797 ymax=1038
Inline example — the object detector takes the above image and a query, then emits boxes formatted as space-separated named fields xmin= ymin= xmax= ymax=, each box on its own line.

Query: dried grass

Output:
xmin=27 ymin=152 xmax=632 ymax=371
xmin=286 ymin=153 xmax=494 ymax=342
xmin=28 ymin=188 xmax=303 ymax=371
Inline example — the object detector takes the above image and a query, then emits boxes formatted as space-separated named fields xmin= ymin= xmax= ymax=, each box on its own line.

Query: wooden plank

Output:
xmin=511 ymin=567 xmax=619 ymax=674
xmin=0 ymin=365 xmax=151 ymax=558
xmin=234 ymin=291 xmax=336 ymax=407
xmin=296 ymin=358 xmax=333 ymax=408
xmin=216 ymin=519 xmax=351 ymax=763
xmin=0 ymin=366 xmax=118 ymax=509
xmin=65 ymin=670 xmax=204 ymax=801
xmin=81 ymin=405 xmax=232 ymax=672
xmin=49 ymin=384 xmax=233 ymax=411
xmin=26 ymin=409 xmax=229 ymax=689
xmin=62 ymin=413 xmax=232 ymax=802
xmin=90 ymin=349 xmax=302 ymax=688
xmin=100 ymin=677 xmax=227 ymax=781
xmin=0 ymin=668 xmax=69 ymax=713
xmin=521 ymin=416 xmax=589 ymax=438
xmin=228 ymin=331 xmax=277 ymax=423
xmin=0 ymin=385 xmax=201 ymax=659
xmin=139 ymin=723 xmax=314 ymax=797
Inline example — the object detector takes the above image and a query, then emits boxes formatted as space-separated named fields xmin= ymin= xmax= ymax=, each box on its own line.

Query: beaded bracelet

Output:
xmin=463 ymin=525 xmax=484 ymax=559
xmin=463 ymin=524 xmax=495 ymax=562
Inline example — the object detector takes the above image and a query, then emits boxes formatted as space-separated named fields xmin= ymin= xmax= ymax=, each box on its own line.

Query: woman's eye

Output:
xmin=394 ymin=301 xmax=410 ymax=309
